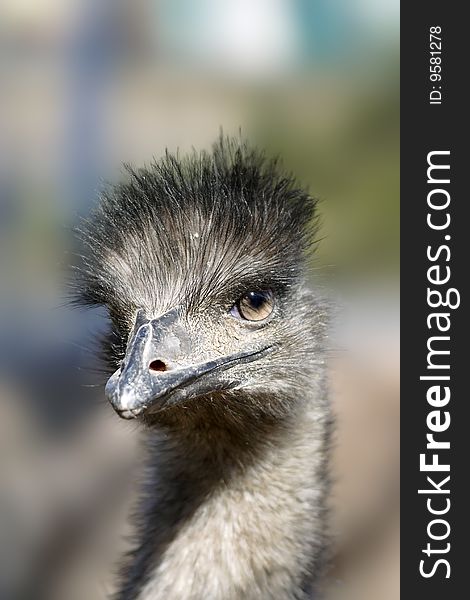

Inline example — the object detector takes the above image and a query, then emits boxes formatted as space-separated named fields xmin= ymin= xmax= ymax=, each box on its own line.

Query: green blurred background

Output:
xmin=0 ymin=2 xmax=399 ymax=599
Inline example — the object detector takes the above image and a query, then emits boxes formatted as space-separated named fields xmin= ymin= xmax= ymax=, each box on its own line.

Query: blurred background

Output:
xmin=0 ymin=1 xmax=399 ymax=599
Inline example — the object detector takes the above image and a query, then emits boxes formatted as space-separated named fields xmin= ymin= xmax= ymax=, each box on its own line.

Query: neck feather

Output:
xmin=116 ymin=396 xmax=330 ymax=600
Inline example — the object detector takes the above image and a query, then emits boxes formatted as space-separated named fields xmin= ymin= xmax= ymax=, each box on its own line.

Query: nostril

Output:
xmin=149 ymin=359 xmax=167 ymax=372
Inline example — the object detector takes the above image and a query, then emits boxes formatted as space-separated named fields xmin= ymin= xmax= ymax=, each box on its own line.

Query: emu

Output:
xmin=75 ymin=138 xmax=331 ymax=600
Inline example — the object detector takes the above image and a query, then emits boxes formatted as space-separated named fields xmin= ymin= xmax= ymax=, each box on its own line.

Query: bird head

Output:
xmin=75 ymin=138 xmax=327 ymax=425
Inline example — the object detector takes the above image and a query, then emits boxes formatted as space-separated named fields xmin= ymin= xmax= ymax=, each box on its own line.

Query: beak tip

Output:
xmin=114 ymin=405 xmax=146 ymax=420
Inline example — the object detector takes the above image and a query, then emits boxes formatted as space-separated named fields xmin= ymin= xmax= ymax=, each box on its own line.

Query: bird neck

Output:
xmin=118 ymin=401 xmax=329 ymax=600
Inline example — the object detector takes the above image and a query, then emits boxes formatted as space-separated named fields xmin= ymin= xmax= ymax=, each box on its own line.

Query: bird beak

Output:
xmin=105 ymin=309 xmax=271 ymax=419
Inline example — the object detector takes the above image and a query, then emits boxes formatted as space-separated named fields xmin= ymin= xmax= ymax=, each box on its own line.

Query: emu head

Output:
xmin=76 ymin=139 xmax=327 ymax=426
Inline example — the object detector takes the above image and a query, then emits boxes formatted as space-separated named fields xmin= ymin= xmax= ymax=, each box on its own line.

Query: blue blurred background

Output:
xmin=0 ymin=2 xmax=399 ymax=599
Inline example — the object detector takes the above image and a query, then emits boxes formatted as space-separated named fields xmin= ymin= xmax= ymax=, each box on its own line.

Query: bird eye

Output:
xmin=230 ymin=291 xmax=274 ymax=322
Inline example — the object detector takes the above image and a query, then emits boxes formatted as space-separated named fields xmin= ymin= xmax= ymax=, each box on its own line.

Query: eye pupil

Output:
xmin=246 ymin=292 xmax=265 ymax=309
xmin=231 ymin=290 xmax=274 ymax=321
